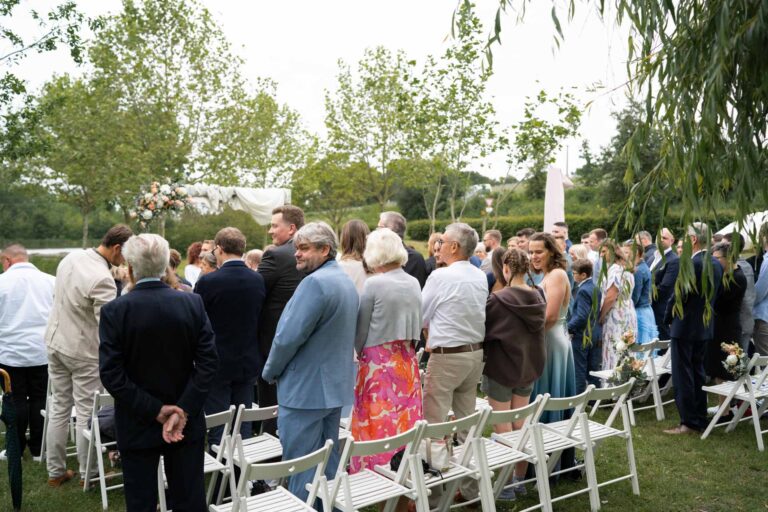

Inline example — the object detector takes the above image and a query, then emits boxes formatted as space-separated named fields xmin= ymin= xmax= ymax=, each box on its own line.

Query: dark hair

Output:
xmin=490 ymin=247 xmax=506 ymax=286
xmin=580 ymin=232 xmax=590 ymax=240
xmin=554 ymin=221 xmax=568 ymax=229
xmin=503 ymin=247 xmax=535 ymax=285
xmin=101 ymin=224 xmax=133 ymax=248
xmin=572 ymin=258 xmax=593 ymax=277
xmin=169 ymin=249 xmax=182 ymax=269
xmin=712 ymin=241 xmax=732 ymax=258
xmin=272 ymin=205 xmax=305 ymax=230
xmin=162 ymin=266 xmax=181 ymax=289
xmin=722 ymin=232 xmax=745 ymax=250
xmin=516 ymin=227 xmax=536 ymax=238
xmin=187 ymin=242 xmax=202 ymax=265
xmin=529 ymin=232 xmax=567 ymax=272
xmin=214 ymin=227 xmax=247 ymax=256
xmin=340 ymin=219 xmax=370 ymax=261
xmin=590 ymin=228 xmax=608 ymax=241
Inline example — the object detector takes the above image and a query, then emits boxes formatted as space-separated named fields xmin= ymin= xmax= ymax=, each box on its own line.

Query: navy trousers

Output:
xmin=570 ymin=338 xmax=603 ymax=395
xmin=204 ymin=376 xmax=255 ymax=446
xmin=670 ymin=337 xmax=708 ymax=431
xmin=121 ymin=436 xmax=206 ymax=512
xmin=278 ymin=406 xmax=342 ymax=509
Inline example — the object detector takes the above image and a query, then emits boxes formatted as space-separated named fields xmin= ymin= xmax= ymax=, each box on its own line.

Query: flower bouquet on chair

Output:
xmin=608 ymin=330 xmax=648 ymax=397
xmin=720 ymin=342 xmax=749 ymax=380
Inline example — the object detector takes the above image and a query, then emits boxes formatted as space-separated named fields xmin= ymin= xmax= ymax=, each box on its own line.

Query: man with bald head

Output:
xmin=0 ymin=244 xmax=55 ymax=460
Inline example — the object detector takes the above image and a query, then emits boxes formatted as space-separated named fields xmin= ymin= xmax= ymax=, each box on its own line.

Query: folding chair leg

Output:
xmin=627 ymin=398 xmax=637 ymax=427
xmin=651 ymin=380 xmax=665 ymax=421
xmin=701 ymin=401 xmax=730 ymax=440
xmin=532 ymin=425 xmax=553 ymax=512
xmin=622 ymin=405 xmax=640 ymax=495
xmin=749 ymin=400 xmax=764 ymax=451
xmin=472 ymin=438 xmax=497 ymax=512
xmin=579 ymin=415 xmax=601 ymax=511
xmin=407 ymin=453 xmax=430 ymax=512
xmin=727 ymin=400 xmax=750 ymax=433
xmin=157 ymin=460 xmax=168 ymax=512
xmin=96 ymin=444 xmax=109 ymax=511
xmin=83 ymin=439 xmax=94 ymax=491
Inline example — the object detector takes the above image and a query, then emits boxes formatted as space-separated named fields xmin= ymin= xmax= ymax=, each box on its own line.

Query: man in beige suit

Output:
xmin=44 ymin=224 xmax=133 ymax=487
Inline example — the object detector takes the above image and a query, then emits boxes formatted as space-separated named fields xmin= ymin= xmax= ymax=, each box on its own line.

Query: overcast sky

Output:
xmin=12 ymin=0 xmax=632 ymax=179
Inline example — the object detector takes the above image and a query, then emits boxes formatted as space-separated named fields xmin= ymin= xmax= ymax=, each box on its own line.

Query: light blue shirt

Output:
xmin=136 ymin=277 xmax=161 ymax=284
xmin=753 ymin=251 xmax=768 ymax=323
xmin=0 ymin=262 xmax=56 ymax=367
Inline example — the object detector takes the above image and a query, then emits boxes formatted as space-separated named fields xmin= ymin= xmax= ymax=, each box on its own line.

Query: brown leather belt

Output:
xmin=431 ymin=342 xmax=483 ymax=355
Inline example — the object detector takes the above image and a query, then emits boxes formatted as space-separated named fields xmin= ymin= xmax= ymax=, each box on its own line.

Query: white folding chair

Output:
xmin=494 ymin=388 xmax=601 ymax=512
xmin=590 ymin=339 xmax=674 ymax=424
xmin=376 ymin=410 xmax=494 ymax=512
xmin=82 ymin=391 xmax=122 ymax=511
xmin=552 ymin=380 xmax=640 ymax=496
xmin=224 ymin=405 xmax=283 ymax=470
xmin=157 ymin=405 xmax=237 ymax=512
xmin=321 ymin=422 xmax=429 ymax=512
xmin=210 ymin=437 xmax=334 ymax=512
xmin=39 ymin=378 xmax=78 ymax=463
xmin=458 ymin=398 xmax=552 ymax=512
xmin=702 ymin=353 xmax=768 ymax=451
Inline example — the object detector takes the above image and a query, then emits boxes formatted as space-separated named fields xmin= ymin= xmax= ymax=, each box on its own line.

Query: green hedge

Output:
xmin=407 ymin=211 xmax=738 ymax=242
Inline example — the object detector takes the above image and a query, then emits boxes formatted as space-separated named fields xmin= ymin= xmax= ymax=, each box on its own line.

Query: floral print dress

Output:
xmin=601 ymin=263 xmax=638 ymax=369
xmin=349 ymin=340 xmax=423 ymax=473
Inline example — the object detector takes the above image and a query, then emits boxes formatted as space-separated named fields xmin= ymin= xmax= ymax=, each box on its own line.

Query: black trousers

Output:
xmin=0 ymin=363 xmax=47 ymax=456
xmin=670 ymin=337 xmax=708 ymax=431
xmin=121 ymin=436 xmax=206 ymax=512
xmin=204 ymin=376 xmax=255 ymax=447
xmin=256 ymin=375 xmax=278 ymax=436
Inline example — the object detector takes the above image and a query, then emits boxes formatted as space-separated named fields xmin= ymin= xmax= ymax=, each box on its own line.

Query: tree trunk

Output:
xmin=81 ymin=210 xmax=90 ymax=248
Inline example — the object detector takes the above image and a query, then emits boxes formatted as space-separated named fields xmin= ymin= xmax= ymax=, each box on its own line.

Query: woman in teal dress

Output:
xmin=529 ymin=232 xmax=577 ymax=424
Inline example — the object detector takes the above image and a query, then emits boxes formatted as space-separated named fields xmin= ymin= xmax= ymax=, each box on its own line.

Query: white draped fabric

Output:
xmin=716 ymin=210 xmax=768 ymax=250
xmin=543 ymin=166 xmax=574 ymax=233
xmin=184 ymin=184 xmax=291 ymax=225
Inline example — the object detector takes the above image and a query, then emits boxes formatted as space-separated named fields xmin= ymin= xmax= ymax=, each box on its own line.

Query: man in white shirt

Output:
xmin=422 ymin=223 xmax=488 ymax=505
xmin=0 ymin=244 xmax=55 ymax=461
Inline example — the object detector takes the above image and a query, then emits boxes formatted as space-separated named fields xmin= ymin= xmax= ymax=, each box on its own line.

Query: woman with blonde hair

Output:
xmin=350 ymin=228 xmax=423 ymax=494
xmin=425 ymin=231 xmax=442 ymax=277
xmin=568 ymin=243 xmax=589 ymax=262
xmin=599 ymin=239 xmax=637 ymax=369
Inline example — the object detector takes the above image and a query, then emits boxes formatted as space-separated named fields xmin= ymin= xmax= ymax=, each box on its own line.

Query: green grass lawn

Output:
xmin=1 ymin=401 xmax=766 ymax=511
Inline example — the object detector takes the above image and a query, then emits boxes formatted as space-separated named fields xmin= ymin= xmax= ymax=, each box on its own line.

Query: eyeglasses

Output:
xmin=436 ymin=239 xmax=456 ymax=248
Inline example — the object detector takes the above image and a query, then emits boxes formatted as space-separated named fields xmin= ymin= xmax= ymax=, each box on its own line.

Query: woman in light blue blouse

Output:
xmin=624 ymin=241 xmax=658 ymax=344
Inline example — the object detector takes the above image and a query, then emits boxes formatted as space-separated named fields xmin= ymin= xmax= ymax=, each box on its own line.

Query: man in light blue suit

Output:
xmin=262 ymin=221 xmax=358 ymax=504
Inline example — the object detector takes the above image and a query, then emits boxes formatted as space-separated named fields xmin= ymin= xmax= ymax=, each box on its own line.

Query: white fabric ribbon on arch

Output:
xmin=184 ymin=184 xmax=291 ymax=225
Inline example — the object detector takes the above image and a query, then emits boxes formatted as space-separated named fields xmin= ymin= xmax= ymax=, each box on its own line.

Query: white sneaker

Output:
xmin=0 ymin=450 xmax=6 ymax=461
xmin=32 ymin=455 xmax=43 ymax=462
xmin=706 ymin=406 xmax=720 ymax=416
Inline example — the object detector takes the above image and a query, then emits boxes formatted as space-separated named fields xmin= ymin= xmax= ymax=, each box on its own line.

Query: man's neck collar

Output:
xmin=94 ymin=246 xmax=113 ymax=267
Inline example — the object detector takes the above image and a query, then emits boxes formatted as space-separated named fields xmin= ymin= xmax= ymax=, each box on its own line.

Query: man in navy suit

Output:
xmin=99 ymin=234 xmax=218 ymax=512
xmin=663 ymin=223 xmax=721 ymax=434
xmin=256 ymin=205 xmax=305 ymax=435
xmin=262 ymin=222 xmax=358 ymax=503
xmin=195 ymin=227 xmax=265 ymax=445
xmin=652 ymin=227 xmax=679 ymax=341
xmin=567 ymin=259 xmax=603 ymax=394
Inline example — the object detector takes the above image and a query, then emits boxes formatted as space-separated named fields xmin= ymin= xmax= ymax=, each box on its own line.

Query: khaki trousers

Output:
xmin=422 ymin=349 xmax=484 ymax=502
xmin=46 ymin=349 xmax=102 ymax=479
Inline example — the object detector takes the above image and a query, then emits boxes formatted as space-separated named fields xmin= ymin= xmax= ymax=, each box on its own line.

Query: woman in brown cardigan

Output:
xmin=482 ymin=248 xmax=547 ymax=499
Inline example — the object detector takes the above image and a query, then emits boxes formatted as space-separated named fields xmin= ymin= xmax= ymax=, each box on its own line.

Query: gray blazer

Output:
xmin=355 ymin=268 xmax=422 ymax=353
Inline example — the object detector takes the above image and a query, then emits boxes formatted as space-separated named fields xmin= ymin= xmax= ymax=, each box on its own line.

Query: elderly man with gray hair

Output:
xmin=421 ymin=222 xmax=488 ymax=504
xmin=99 ymin=234 xmax=218 ymax=512
xmin=262 ymin=222 xmax=359 ymax=504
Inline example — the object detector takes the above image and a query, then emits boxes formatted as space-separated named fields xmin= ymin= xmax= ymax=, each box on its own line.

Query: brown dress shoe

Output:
xmin=48 ymin=469 xmax=76 ymax=487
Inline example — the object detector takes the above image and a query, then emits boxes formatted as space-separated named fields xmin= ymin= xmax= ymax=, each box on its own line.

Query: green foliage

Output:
xmin=163 ymin=207 xmax=268 ymax=255
xmin=88 ymin=0 xmax=241 ymax=184
xmin=325 ymin=46 xmax=418 ymax=210
xmin=0 ymin=0 xmax=98 ymax=105
xmin=291 ymin=152 xmax=373 ymax=232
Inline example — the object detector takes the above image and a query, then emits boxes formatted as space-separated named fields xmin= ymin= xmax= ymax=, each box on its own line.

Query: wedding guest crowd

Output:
xmin=15 ymin=202 xmax=768 ymax=512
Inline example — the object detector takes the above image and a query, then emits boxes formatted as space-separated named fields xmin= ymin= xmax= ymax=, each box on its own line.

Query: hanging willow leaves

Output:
xmin=470 ymin=0 xmax=768 ymax=322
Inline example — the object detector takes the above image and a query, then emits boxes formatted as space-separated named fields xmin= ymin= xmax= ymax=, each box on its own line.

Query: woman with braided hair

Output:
xmin=483 ymin=247 xmax=547 ymax=499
